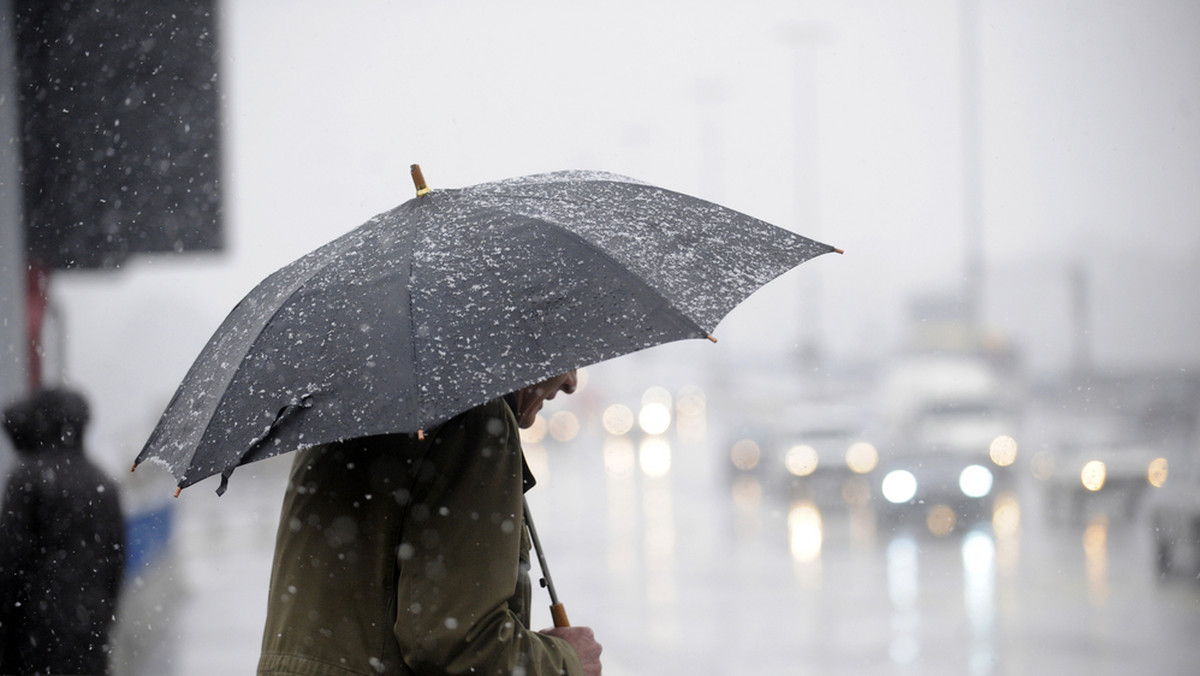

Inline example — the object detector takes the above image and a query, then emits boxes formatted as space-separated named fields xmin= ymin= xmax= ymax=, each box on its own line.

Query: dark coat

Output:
xmin=1 ymin=390 xmax=125 ymax=675
xmin=258 ymin=398 xmax=582 ymax=675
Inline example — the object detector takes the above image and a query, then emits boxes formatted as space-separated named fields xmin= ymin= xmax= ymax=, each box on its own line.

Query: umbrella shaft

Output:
xmin=523 ymin=497 xmax=560 ymax=605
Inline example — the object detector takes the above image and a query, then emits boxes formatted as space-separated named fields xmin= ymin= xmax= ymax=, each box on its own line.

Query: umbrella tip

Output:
xmin=833 ymin=247 xmax=845 ymax=254
xmin=706 ymin=334 xmax=718 ymax=343
xmin=174 ymin=486 xmax=182 ymax=499
xmin=418 ymin=429 xmax=426 ymax=441
xmin=411 ymin=164 xmax=431 ymax=197
xmin=130 ymin=462 xmax=138 ymax=473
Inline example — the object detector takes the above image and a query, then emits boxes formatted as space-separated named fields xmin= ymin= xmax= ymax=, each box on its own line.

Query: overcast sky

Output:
xmin=47 ymin=0 xmax=1200 ymax=470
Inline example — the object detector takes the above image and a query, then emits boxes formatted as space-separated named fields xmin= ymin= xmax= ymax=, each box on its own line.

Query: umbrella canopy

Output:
xmin=134 ymin=169 xmax=839 ymax=494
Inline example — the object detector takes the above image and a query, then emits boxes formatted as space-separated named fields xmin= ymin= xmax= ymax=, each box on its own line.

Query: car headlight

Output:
xmin=845 ymin=442 xmax=878 ymax=474
xmin=785 ymin=444 xmax=819 ymax=477
xmin=882 ymin=470 xmax=918 ymax=504
xmin=730 ymin=439 xmax=761 ymax=471
xmin=989 ymin=435 xmax=1018 ymax=467
xmin=959 ymin=464 xmax=994 ymax=498
xmin=1081 ymin=460 xmax=1106 ymax=491
xmin=1148 ymin=457 xmax=1168 ymax=487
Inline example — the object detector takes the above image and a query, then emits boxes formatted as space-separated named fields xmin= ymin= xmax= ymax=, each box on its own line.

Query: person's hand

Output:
xmin=540 ymin=625 xmax=602 ymax=675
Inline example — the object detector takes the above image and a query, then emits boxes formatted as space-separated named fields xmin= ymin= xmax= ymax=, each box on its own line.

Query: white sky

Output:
xmin=47 ymin=0 xmax=1200 ymax=470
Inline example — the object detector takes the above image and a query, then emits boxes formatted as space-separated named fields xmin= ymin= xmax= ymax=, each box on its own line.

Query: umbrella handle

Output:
xmin=550 ymin=602 xmax=570 ymax=628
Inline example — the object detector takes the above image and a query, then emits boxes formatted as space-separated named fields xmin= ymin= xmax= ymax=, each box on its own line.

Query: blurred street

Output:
xmin=113 ymin=360 xmax=1200 ymax=676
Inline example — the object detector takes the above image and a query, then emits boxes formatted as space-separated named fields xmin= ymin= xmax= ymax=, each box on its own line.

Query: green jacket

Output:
xmin=258 ymin=399 xmax=582 ymax=675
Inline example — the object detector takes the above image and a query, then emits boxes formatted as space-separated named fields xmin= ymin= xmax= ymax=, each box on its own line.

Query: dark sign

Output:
xmin=15 ymin=0 xmax=222 ymax=270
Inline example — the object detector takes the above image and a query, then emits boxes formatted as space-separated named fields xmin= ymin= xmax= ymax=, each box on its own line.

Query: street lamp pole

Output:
xmin=960 ymin=0 xmax=984 ymax=334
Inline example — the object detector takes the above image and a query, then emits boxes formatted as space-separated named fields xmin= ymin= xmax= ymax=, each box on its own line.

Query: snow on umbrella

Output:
xmin=133 ymin=166 xmax=840 ymax=495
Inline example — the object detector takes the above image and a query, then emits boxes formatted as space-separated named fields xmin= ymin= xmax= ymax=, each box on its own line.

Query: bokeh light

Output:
xmin=675 ymin=386 xmax=706 ymax=442
xmin=927 ymin=504 xmax=957 ymax=537
xmin=730 ymin=439 xmax=761 ymax=471
xmin=992 ymin=492 xmax=1021 ymax=539
xmin=602 ymin=404 xmax=635 ymax=436
xmin=641 ymin=385 xmax=672 ymax=409
xmin=639 ymin=437 xmax=672 ymax=477
xmin=1080 ymin=460 xmax=1107 ymax=492
xmin=518 ymin=414 xmax=547 ymax=444
xmin=785 ymin=444 xmax=819 ymax=477
xmin=603 ymin=436 xmax=636 ymax=476
xmin=845 ymin=442 xmax=879 ymax=474
xmin=731 ymin=475 xmax=762 ymax=511
xmin=959 ymin=464 xmax=994 ymax=498
xmin=548 ymin=410 xmax=579 ymax=442
xmin=882 ymin=470 xmax=918 ymax=504
xmin=788 ymin=501 xmax=824 ymax=562
xmin=1148 ymin=457 xmax=1168 ymax=487
xmin=1083 ymin=515 xmax=1110 ymax=606
xmin=988 ymin=435 xmax=1018 ymax=467
xmin=638 ymin=402 xmax=672 ymax=435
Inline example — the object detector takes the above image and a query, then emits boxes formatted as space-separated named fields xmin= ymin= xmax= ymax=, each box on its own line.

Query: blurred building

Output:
xmin=1 ymin=5 xmax=223 ymax=669
xmin=0 ymin=0 xmax=223 ymax=396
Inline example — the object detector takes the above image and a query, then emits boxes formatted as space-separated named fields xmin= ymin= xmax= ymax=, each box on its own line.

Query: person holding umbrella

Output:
xmin=258 ymin=371 xmax=602 ymax=676
xmin=131 ymin=168 xmax=837 ymax=675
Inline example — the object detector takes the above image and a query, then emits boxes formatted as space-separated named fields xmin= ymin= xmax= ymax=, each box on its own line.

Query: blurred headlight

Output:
xmin=731 ymin=439 xmax=761 ymax=471
xmin=785 ymin=444 xmax=819 ymax=477
xmin=845 ymin=442 xmax=879 ymax=474
xmin=520 ymin=415 xmax=548 ymax=444
xmin=548 ymin=411 xmax=580 ymax=442
xmin=959 ymin=464 xmax=993 ymax=498
xmin=882 ymin=470 xmax=918 ymax=504
xmin=1080 ymin=460 xmax=1106 ymax=492
xmin=1148 ymin=457 xmax=1168 ymax=488
xmin=602 ymin=404 xmax=635 ymax=436
xmin=989 ymin=435 xmax=1018 ymax=467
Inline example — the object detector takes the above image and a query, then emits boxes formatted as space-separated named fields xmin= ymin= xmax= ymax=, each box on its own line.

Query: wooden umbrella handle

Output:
xmin=410 ymin=164 xmax=431 ymax=196
xmin=550 ymin=602 xmax=570 ymax=628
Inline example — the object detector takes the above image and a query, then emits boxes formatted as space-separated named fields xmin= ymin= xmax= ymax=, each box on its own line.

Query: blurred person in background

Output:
xmin=259 ymin=371 xmax=603 ymax=676
xmin=0 ymin=388 xmax=125 ymax=675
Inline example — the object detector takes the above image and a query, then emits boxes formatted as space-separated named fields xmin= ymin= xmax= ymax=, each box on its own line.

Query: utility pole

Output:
xmin=960 ymin=0 xmax=984 ymax=334
xmin=0 ymin=0 xmax=27 ymax=481
xmin=783 ymin=22 xmax=832 ymax=369
xmin=1 ymin=0 xmax=28 ymax=394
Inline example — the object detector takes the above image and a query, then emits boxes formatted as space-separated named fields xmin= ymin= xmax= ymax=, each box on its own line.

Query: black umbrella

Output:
xmin=133 ymin=167 xmax=839 ymax=495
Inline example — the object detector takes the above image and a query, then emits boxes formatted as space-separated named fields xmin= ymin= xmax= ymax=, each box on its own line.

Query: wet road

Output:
xmin=119 ymin=419 xmax=1200 ymax=675
xmin=524 ymin=428 xmax=1200 ymax=675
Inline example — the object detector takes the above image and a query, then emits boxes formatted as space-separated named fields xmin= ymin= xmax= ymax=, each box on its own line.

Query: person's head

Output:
xmin=506 ymin=370 xmax=578 ymax=429
xmin=3 ymin=387 xmax=90 ymax=452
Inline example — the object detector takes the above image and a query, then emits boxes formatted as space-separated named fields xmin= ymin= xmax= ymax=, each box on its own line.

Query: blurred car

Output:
xmin=772 ymin=401 xmax=879 ymax=508
xmin=870 ymin=396 xmax=1022 ymax=535
xmin=1144 ymin=448 xmax=1200 ymax=581
xmin=1149 ymin=480 xmax=1200 ymax=581
xmin=906 ymin=400 xmax=1022 ymax=486
xmin=872 ymin=447 xmax=1001 ymax=535
xmin=1040 ymin=430 xmax=1165 ymax=525
xmin=722 ymin=400 xmax=879 ymax=508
